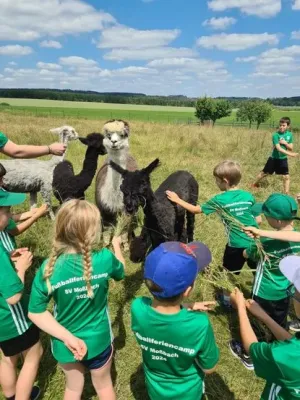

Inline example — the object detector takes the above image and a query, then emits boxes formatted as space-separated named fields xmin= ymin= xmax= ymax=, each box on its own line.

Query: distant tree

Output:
xmin=236 ymin=100 xmax=273 ymax=129
xmin=195 ymin=96 xmax=232 ymax=125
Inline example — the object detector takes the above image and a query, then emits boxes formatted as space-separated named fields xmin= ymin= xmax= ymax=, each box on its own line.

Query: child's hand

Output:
xmin=243 ymin=226 xmax=260 ymax=239
xmin=290 ymin=152 xmax=299 ymax=158
xmin=279 ymin=139 xmax=288 ymax=146
xmin=245 ymin=299 xmax=268 ymax=321
xmin=112 ymin=236 xmax=122 ymax=247
xmin=10 ymin=248 xmax=29 ymax=262
xmin=64 ymin=334 xmax=87 ymax=361
xmin=35 ymin=204 xmax=49 ymax=217
xmin=230 ymin=287 xmax=245 ymax=309
xmin=166 ymin=190 xmax=180 ymax=203
xmin=187 ymin=301 xmax=216 ymax=312
xmin=15 ymin=251 xmax=33 ymax=273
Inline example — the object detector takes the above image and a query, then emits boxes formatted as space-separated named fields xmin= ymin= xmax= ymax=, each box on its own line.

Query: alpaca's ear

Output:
xmin=143 ymin=158 xmax=160 ymax=176
xmin=110 ymin=161 xmax=127 ymax=176
xmin=78 ymin=137 xmax=88 ymax=145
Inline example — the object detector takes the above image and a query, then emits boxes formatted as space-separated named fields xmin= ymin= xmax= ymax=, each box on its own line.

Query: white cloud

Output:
xmin=98 ymin=26 xmax=180 ymax=49
xmin=235 ymin=56 xmax=257 ymax=62
xmin=202 ymin=17 xmax=236 ymax=30
xmin=40 ymin=40 xmax=62 ymax=49
xmin=291 ymin=31 xmax=300 ymax=40
xmin=59 ymin=56 xmax=98 ymax=67
xmin=0 ymin=0 xmax=115 ymax=41
xmin=251 ymin=72 xmax=288 ymax=77
xmin=292 ymin=0 xmax=300 ymax=10
xmin=208 ymin=0 xmax=281 ymax=18
xmin=37 ymin=62 xmax=62 ymax=70
xmin=0 ymin=45 xmax=33 ymax=56
xmin=196 ymin=33 xmax=279 ymax=51
xmin=103 ymin=47 xmax=197 ymax=61
xmin=8 ymin=61 xmax=17 ymax=66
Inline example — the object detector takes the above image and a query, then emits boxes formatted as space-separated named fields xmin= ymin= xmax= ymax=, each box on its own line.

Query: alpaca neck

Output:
xmin=79 ymin=146 xmax=100 ymax=178
xmin=107 ymin=147 xmax=128 ymax=168
xmin=48 ymin=139 xmax=69 ymax=167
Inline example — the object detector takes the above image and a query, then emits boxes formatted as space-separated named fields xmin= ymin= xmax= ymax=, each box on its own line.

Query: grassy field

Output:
xmin=1 ymin=97 xmax=300 ymax=126
xmin=1 ymin=114 xmax=300 ymax=400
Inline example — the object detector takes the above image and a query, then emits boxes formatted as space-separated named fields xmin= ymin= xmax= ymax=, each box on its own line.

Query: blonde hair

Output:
xmin=213 ymin=160 xmax=241 ymax=186
xmin=44 ymin=200 xmax=101 ymax=298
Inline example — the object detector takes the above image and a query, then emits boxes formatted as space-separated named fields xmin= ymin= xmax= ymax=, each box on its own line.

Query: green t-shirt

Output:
xmin=0 ymin=242 xmax=32 ymax=341
xmin=250 ymin=335 xmax=300 ymax=399
xmin=201 ymin=190 xmax=258 ymax=248
xmin=131 ymin=297 xmax=219 ymax=400
xmin=0 ymin=218 xmax=17 ymax=252
xmin=246 ymin=236 xmax=300 ymax=300
xmin=0 ymin=131 xmax=8 ymax=149
xmin=29 ymin=249 xmax=124 ymax=363
xmin=272 ymin=131 xmax=293 ymax=160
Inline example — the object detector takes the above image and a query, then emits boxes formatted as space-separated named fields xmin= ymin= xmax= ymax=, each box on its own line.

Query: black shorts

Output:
xmin=80 ymin=344 xmax=113 ymax=370
xmin=253 ymin=295 xmax=289 ymax=329
xmin=262 ymin=157 xmax=289 ymax=175
xmin=0 ymin=324 xmax=40 ymax=357
xmin=223 ymin=245 xmax=257 ymax=275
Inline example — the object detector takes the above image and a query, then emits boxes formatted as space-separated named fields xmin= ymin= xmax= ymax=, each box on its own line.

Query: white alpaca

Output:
xmin=1 ymin=126 xmax=78 ymax=219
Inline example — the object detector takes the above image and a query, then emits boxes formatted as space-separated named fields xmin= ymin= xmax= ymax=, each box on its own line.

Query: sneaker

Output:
xmin=288 ymin=319 xmax=300 ymax=332
xmin=216 ymin=293 xmax=232 ymax=310
xmin=229 ymin=340 xmax=254 ymax=371
xmin=30 ymin=386 xmax=40 ymax=400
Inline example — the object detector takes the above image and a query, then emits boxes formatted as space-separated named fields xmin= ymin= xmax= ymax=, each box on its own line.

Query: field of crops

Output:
xmin=1 ymin=98 xmax=300 ymax=127
xmin=1 ymin=112 xmax=300 ymax=400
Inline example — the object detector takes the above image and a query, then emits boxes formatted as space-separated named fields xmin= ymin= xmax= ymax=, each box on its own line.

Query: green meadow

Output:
xmin=1 ymin=112 xmax=300 ymax=399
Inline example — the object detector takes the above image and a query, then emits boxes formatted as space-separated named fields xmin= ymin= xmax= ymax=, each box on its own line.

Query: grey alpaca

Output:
xmin=52 ymin=133 xmax=107 ymax=203
xmin=95 ymin=119 xmax=137 ymax=246
xmin=110 ymin=158 xmax=199 ymax=262
xmin=1 ymin=126 xmax=78 ymax=220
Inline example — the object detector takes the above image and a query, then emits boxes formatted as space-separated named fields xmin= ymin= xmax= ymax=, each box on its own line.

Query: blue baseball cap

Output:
xmin=144 ymin=241 xmax=212 ymax=299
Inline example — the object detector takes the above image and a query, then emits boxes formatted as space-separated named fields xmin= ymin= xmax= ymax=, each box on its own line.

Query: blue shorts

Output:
xmin=81 ymin=344 xmax=113 ymax=370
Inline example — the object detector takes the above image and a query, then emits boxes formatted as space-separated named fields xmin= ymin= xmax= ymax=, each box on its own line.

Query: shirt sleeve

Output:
xmin=250 ymin=342 xmax=278 ymax=381
xmin=0 ymin=250 xmax=23 ymax=299
xmin=6 ymin=218 xmax=17 ymax=231
xmin=28 ymin=264 xmax=50 ymax=313
xmin=272 ymin=133 xmax=279 ymax=145
xmin=196 ymin=318 xmax=220 ymax=370
xmin=105 ymin=249 xmax=125 ymax=281
xmin=0 ymin=132 xmax=9 ymax=149
xmin=201 ymin=196 xmax=219 ymax=216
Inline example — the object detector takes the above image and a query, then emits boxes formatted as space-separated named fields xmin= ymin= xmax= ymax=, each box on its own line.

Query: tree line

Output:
xmin=0 ymin=89 xmax=299 ymax=107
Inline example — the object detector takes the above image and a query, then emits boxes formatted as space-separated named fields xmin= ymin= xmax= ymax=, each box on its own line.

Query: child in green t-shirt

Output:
xmin=252 ymin=117 xmax=298 ymax=194
xmin=231 ymin=281 xmax=300 ymax=400
xmin=166 ymin=160 xmax=260 ymax=307
xmin=28 ymin=199 xmax=125 ymax=400
xmin=0 ymin=190 xmax=42 ymax=400
xmin=131 ymin=241 xmax=219 ymax=400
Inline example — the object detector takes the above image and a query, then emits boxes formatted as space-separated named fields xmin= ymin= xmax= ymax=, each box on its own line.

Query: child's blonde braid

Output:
xmin=43 ymin=245 xmax=59 ymax=295
xmin=79 ymin=239 xmax=94 ymax=299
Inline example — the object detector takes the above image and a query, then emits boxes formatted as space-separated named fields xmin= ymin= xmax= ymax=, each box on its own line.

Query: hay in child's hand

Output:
xmin=114 ymin=207 xmax=144 ymax=237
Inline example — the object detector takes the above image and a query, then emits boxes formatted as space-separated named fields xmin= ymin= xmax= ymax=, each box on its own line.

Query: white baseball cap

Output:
xmin=279 ymin=255 xmax=300 ymax=293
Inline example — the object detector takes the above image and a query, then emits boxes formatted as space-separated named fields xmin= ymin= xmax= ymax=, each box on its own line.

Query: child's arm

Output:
xmin=112 ymin=236 xmax=125 ymax=267
xmin=279 ymin=138 xmax=293 ymax=151
xmin=8 ymin=204 xmax=48 ymax=236
xmin=166 ymin=191 xmax=202 ymax=214
xmin=6 ymin=251 xmax=32 ymax=305
xmin=274 ymin=143 xmax=298 ymax=157
xmin=230 ymin=288 xmax=258 ymax=354
xmin=246 ymin=300 xmax=292 ymax=341
xmin=28 ymin=311 xmax=87 ymax=360
xmin=12 ymin=209 xmax=35 ymax=222
xmin=183 ymin=301 xmax=216 ymax=311
xmin=243 ymin=226 xmax=300 ymax=242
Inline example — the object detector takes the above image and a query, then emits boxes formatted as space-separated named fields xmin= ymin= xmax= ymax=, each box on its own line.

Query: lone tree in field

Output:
xmin=237 ymin=100 xmax=273 ymax=129
xmin=195 ymin=96 xmax=232 ymax=126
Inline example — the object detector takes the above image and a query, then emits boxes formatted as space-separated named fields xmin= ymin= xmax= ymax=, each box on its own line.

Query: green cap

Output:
xmin=251 ymin=193 xmax=298 ymax=221
xmin=0 ymin=190 xmax=26 ymax=207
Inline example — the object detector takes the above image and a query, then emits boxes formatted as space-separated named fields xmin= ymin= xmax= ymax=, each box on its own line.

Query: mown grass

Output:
xmin=1 ymin=114 xmax=300 ymax=400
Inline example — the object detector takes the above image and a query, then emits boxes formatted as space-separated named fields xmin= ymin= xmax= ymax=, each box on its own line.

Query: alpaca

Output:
xmin=95 ymin=119 xmax=137 ymax=246
xmin=110 ymin=158 xmax=199 ymax=262
xmin=52 ymin=133 xmax=107 ymax=203
xmin=1 ymin=126 xmax=78 ymax=219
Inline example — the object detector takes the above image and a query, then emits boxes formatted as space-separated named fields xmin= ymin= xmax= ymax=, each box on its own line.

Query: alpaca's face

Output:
xmin=103 ymin=120 xmax=129 ymax=151
xmin=120 ymin=172 xmax=149 ymax=214
xmin=50 ymin=126 xmax=79 ymax=144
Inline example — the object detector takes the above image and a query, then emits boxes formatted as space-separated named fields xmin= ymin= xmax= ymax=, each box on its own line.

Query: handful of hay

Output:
xmin=114 ymin=207 xmax=144 ymax=237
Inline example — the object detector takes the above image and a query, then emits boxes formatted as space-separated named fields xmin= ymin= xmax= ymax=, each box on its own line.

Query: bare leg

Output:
xmin=30 ymin=193 xmax=38 ymax=209
xmin=0 ymin=351 xmax=18 ymax=398
xmin=282 ymin=174 xmax=290 ymax=194
xmin=253 ymin=171 xmax=268 ymax=187
xmin=60 ymin=362 xmax=85 ymax=400
xmin=90 ymin=358 xmax=116 ymax=400
xmin=15 ymin=341 xmax=43 ymax=400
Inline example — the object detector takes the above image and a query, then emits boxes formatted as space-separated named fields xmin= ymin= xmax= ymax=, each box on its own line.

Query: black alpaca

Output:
xmin=53 ymin=133 xmax=107 ymax=203
xmin=110 ymin=158 xmax=198 ymax=262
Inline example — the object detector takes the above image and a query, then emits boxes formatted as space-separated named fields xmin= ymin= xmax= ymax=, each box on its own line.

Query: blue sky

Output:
xmin=0 ymin=0 xmax=300 ymax=97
